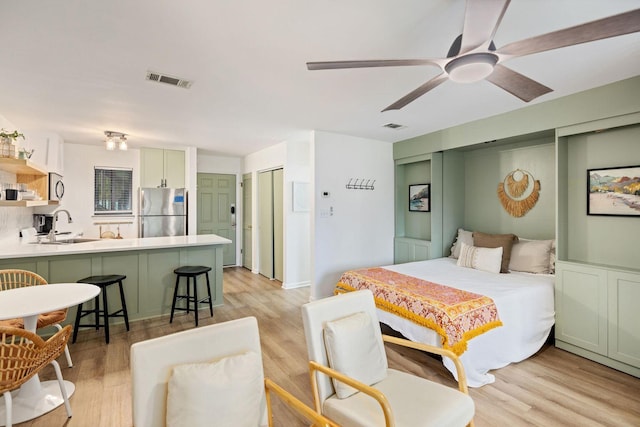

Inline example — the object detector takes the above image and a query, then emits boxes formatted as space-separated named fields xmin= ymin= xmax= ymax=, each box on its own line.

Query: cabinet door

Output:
xmin=555 ymin=262 xmax=608 ymax=356
xmin=140 ymin=148 xmax=164 ymax=188
xmin=163 ymin=149 xmax=185 ymax=188
xmin=394 ymin=237 xmax=430 ymax=264
xmin=608 ymin=271 xmax=640 ymax=367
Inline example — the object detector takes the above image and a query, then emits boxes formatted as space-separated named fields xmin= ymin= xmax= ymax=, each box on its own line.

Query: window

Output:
xmin=94 ymin=167 xmax=133 ymax=215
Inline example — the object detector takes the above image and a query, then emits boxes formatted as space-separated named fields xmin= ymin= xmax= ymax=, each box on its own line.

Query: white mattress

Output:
xmin=379 ymin=257 xmax=555 ymax=388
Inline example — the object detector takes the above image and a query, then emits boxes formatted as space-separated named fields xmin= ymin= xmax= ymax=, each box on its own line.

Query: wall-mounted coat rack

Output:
xmin=346 ymin=178 xmax=375 ymax=190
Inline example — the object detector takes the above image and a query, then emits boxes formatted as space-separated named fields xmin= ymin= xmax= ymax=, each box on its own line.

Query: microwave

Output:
xmin=49 ymin=172 xmax=65 ymax=201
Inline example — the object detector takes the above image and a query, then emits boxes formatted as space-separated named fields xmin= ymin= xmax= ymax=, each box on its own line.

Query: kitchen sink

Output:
xmin=32 ymin=238 xmax=100 ymax=245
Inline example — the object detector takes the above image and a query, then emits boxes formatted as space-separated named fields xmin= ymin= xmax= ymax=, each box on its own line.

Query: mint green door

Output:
xmin=197 ymin=173 xmax=236 ymax=266
xmin=242 ymin=173 xmax=252 ymax=270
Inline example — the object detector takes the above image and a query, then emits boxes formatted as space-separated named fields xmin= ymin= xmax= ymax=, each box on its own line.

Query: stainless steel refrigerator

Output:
xmin=138 ymin=188 xmax=187 ymax=237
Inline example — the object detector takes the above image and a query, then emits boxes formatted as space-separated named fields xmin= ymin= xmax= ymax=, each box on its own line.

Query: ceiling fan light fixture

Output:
xmin=445 ymin=53 xmax=498 ymax=84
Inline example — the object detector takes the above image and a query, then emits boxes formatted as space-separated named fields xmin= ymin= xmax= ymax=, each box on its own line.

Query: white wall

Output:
xmin=54 ymin=142 xmax=140 ymax=238
xmin=311 ymin=131 xmax=395 ymax=299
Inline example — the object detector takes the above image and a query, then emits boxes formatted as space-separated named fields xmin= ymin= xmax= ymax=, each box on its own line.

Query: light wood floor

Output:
xmin=23 ymin=267 xmax=640 ymax=426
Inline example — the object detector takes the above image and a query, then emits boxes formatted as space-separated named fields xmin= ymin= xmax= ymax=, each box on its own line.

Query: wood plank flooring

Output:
xmin=23 ymin=267 xmax=640 ymax=426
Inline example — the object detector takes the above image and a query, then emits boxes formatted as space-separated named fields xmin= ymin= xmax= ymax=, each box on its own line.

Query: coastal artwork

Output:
xmin=588 ymin=165 xmax=640 ymax=216
xmin=409 ymin=184 xmax=430 ymax=212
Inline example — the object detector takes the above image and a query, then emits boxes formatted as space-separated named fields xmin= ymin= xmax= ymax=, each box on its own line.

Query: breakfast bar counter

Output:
xmin=0 ymin=234 xmax=231 ymax=324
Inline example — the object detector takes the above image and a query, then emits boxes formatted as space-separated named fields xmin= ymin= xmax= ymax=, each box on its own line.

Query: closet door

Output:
xmin=273 ymin=169 xmax=284 ymax=282
xmin=242 ymin=173 xmax=253 ymax=270
xmin=258 ymin=171 xmax=274 ymax=278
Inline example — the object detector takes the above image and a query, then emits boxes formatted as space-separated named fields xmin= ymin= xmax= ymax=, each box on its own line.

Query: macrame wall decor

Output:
xmin=497 ymin=169 xmax=540 ymax=217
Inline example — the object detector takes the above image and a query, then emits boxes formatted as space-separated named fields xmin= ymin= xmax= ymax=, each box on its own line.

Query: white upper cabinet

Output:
xmin=23 ymin=131 xmax=64 ymax=175
xmin=140 ymin=148 xmax=185 ymax=188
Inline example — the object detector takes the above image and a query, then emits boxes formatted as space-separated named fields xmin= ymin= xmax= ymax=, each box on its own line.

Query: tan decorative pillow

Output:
xmin=473 ymin=231 xmax=518 ymax=273
xmin=509 ymin=239 xmax=554 ymax=274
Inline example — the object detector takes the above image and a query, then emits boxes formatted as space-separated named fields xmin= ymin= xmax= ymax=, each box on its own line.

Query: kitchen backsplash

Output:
xmin=0 ymin=170 xmax=34 ymax=239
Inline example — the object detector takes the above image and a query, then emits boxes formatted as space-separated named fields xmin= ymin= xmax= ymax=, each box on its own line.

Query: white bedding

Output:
xmin=378 ymin=257 xmax=555 ymax=388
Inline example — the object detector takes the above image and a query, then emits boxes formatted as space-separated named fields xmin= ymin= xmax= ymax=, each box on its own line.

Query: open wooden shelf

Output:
xmin=0 ymin=157 xmax=47 ymax=175
xmin=0 ymin=200 xmax=58 ymax=207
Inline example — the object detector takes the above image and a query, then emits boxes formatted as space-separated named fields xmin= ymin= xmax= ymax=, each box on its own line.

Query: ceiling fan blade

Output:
xmin=307 ymin=59 xmax=443 ymax=70
xmin=486 ymin=64 xmax=552 ymax=102
xmin=382 ymin=74 xmax=448 ymax=111
xmin=459 ymin=0 xmax=511 ymax=54
xmin=497 ymin=8 xmax=640 ymax=57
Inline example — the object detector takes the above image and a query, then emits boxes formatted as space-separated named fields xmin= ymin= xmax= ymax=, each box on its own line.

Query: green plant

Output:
xmin=0 ymin=128 xmax=25 ymax=141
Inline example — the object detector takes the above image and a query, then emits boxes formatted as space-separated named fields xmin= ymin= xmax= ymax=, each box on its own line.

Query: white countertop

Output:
xmin=0 ymin=234 xmax=231 ymax=259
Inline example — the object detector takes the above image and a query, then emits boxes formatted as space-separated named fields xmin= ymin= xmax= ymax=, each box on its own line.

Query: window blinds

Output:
xmin=94 ymin=167 xmax=133 ymax=215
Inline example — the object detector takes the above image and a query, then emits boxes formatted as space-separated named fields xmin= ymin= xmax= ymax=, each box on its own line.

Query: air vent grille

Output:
xmin=146 ymin=71 xmax=192 ymax=89
xmin=383 ymin=123 xmax=405 ymax=129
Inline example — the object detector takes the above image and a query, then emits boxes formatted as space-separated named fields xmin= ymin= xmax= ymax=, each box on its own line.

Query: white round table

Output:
xmin=0 ymin=283 xmax=100 ymax=425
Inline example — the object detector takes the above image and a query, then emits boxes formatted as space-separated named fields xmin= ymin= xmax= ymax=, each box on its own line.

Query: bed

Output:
xmin=335 ymin=232 xmax=556 ymax=388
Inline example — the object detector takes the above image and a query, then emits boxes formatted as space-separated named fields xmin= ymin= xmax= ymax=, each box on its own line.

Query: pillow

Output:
xmin=549 ymin=240 xmax=556 ymax=274
xmin=509 ymin=239 xmax=554 ymax=274
xmin=473 ymin=231 xmax=518 ymax=273
xmin=449 ymin=228 xmax=473 ymax=259
xmin=323 ymin=311 xmax=387 ymax=399
xmin=166 ymin=351 xmax=263 ymax=427
xmin=457 ymin=242 xmax=503 ymax=274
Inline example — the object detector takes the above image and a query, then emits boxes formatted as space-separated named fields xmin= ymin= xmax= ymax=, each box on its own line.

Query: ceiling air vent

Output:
xmin=146 ymin=71 xmax=193 ymax=89
xmin=383 ymin=123 xmax=405 ymax=130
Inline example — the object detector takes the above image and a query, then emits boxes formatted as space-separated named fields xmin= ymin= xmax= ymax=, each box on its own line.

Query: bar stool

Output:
xmin=73 ymin=274 xmax=129 ymax=344
xmin=170 ymin=266 xmax=213 ymax=327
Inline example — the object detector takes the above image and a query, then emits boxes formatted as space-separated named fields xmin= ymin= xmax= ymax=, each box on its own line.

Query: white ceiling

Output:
xmin=1 ymin=0 xmax=639 ymax=157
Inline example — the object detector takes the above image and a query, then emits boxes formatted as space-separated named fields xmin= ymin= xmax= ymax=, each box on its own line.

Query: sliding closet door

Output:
xmin=273 ymin=169 xmax=284 ymax=282
xmin=258 ymin=171 xmax=274 ymax=278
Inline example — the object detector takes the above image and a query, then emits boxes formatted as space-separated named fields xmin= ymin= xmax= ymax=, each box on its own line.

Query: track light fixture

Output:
xmin=104 ymin=130 xmax=128 ymax=151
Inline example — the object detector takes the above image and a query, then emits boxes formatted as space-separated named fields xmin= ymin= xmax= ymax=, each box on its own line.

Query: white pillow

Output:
xmin=323 ymin=311 xmax=388 ymax=399
xmin=509 ymin=239 xmax=554 ymax=274
xmin=166 ymin=351 xmax=263 ymax=427
xmin=449 ymin=228 xmax=473 ymax=259
xmin=457 ymin=242 xmax=503 ymax=274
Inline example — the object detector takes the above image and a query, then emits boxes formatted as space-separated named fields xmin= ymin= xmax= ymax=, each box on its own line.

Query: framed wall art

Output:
xmin=409 ymin=183 xmax=430 ymax=212
xmin=587 ymin=165 xmax=640 ymax=216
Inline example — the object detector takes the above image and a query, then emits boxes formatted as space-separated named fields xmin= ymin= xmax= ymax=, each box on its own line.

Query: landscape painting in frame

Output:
xmin=588 ymin=165 xmax=640 ymax=216
xmin=409 ymin=184 xmax=430 ymax=212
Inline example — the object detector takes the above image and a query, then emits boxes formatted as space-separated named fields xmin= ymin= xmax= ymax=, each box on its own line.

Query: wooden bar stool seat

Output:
xmin=73 ymin=274 xmax=129 ymax=344
xmin=170 ymin=266 xmax=213 ymax=327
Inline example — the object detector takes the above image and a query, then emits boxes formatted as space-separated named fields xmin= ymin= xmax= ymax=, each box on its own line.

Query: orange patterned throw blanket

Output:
xmin=335 ymin=268 xmax=502 ymax=355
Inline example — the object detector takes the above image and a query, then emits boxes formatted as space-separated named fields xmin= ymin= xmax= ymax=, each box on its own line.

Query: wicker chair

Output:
xmin=0 ymin=269 xmax=73 ymax=367
xmin=0 ymin=325 xmax=73 ymax=427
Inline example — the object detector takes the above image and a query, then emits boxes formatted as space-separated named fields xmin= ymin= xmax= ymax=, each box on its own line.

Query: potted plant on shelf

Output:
xmin=0 ymin=128 xmax=25 ymax=158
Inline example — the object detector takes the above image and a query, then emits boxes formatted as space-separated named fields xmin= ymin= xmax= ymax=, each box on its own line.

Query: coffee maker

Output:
xmin=33 ymin=214 xmax=54 ymax=235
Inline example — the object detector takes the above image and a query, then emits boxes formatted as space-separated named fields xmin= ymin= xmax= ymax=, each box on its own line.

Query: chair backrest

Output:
xmin=0 ymin=269 xmax=47 ymax=291
xmin=0 ymin=325 xmax=72 ymax=393
xmin=301 ymin=290 xmax=384 ymax=405
xmin=130 ymin=316 xmax=266 ymax=427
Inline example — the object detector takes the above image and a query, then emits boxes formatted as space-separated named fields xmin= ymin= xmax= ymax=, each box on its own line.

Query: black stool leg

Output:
xmin=192 ymin=276 xmax=199 ymax=327
xmin=118 ymin=280 xmax=130 ymax=331
xmin=103 ymin=286 xmax=110 ymax=344
xmin=94 ymin=295 xmax=100 ymax=330
xmin=186 ymin=277 xmax=191 ymax=314
xmin=170 ymin=274 xmax=180 ymax=323
xmin=72 ymin=302 xmax=83 ymax=343
xmin=205 ymin=272 xmax=213 ymax=316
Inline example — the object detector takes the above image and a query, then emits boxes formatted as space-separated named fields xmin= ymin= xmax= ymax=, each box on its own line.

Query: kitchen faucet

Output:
xmin=48 ymin=209 xmax=73 ymax=242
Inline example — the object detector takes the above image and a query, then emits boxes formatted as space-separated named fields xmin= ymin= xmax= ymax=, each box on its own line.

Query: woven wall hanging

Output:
xmin=497 ymin=169 xmax=540 ymax=217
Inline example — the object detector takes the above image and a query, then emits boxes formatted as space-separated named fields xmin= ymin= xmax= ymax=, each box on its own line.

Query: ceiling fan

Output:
xmin=307 ymin=0 xmax=640 ymax=111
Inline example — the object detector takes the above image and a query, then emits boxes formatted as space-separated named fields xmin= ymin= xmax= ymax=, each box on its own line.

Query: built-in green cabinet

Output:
xmin=555 ymin=261 xmax=640 ymax=377
xmin=140 ymin=148 xmax=185 ymax=188
xmin=393 ymin=237 xmax=430 ymax=263
xmin=554 ymin=114 xmax=640 ymax=378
